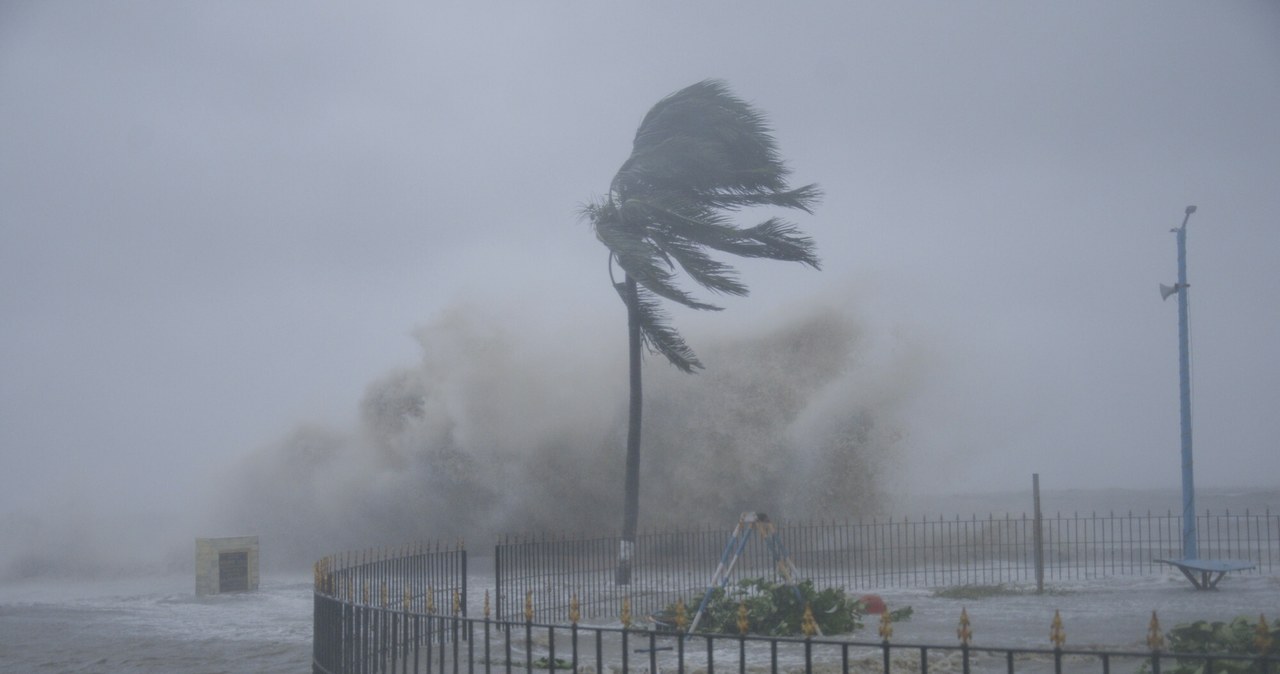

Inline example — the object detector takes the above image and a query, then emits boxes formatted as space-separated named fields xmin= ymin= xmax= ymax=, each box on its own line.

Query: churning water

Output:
xmin=0 ymin=574 xmax=312 ymax=673
xmin=2 ymin=489 xmax=1276 ymax=673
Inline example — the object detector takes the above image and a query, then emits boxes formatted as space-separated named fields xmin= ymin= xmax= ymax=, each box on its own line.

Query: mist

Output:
xmin=3 ymin=2 xmax=1279 ymax=581
xmin=206 ymin=298 xmax=917 ymax=568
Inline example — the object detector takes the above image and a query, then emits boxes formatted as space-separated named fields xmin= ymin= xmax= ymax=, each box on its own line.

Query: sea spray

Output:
xmin=216 ymin=303 xmax=918 ymax=568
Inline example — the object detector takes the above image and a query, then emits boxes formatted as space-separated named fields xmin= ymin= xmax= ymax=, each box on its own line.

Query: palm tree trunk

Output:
xmin=616 ymin=274 xmax=642 ymax=585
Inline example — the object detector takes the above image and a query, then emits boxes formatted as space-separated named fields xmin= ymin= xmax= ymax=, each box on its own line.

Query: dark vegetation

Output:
xmin=663 ymin=577 xmax=911 ymax=637
xmin=1155 ymin=615 xmax=1278 ymax=673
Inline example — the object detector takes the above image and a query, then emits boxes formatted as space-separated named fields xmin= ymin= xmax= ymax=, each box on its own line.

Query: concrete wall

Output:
xmin=195 ymin=536 xmax=259 ymax=596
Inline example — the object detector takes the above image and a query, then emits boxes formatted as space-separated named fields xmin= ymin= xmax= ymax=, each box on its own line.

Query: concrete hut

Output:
xmin=195 ymin=536 xmax=259 ymax=596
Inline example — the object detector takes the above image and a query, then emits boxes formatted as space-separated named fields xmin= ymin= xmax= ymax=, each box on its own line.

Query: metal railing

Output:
xmin=313 ymin=511 xmax=1280 ymax=673
xmin=314 ymin=542 xmax=467 ymax=674
xmin=495 ymin=509 xmax=1279 ymax=622
xmin=312 ymin=596 xmax=1278 ymax=674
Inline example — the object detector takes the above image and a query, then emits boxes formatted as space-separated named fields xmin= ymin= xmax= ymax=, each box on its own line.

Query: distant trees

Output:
xmin=582 ymin=80 xmax=821 ymax=584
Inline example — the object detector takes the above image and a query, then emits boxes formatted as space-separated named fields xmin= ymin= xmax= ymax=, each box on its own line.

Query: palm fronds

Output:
xmin=587 ymin=79 xmax=821 ymax=370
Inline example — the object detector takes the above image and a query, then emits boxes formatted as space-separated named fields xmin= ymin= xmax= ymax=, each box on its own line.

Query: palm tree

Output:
xmin=583 ymin=80 xmax=821 ymax=584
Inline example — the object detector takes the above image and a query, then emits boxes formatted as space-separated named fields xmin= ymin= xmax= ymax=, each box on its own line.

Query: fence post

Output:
xmin=493 ymin=542 xmax=502 ymax=623
xmin=1034 ymin=473 xmax=1045 ymax=594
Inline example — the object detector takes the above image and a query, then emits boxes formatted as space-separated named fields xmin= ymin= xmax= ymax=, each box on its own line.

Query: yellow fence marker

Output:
xmin=878 ymin=605 xmax=893 ymax=642
xmin=1050 ymin=610 xmax=1066 ymax=649
xmin=801 ymin=603 xmax=818 ymax=638
xmin=1147 ymin=611 xmax=1164 ymax=651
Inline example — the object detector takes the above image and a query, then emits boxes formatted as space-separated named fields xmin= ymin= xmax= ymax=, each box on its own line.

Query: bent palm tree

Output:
xmin=583 ymin=80 xmax=821 ymax=584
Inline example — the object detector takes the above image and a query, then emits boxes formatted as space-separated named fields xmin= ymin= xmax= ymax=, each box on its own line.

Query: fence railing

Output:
xmin=311 ymin=599 xmax=1279 ymax=674
xmin=313 ymin=542 xmax=467 ymax=674
xmin=495 ymin=509 xmax=1279 ymax=621
xmin=313 ymin=511 xmax=1280 ymax=673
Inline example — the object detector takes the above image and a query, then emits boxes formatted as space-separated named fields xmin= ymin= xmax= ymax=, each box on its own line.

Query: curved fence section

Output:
xmin=313 ymin=543 xmax=467 ymax=674
xmin=314 ymin=510 xmax=1280 ymax=673
xmin=312 ymin=590 xmax=1279 ymax=674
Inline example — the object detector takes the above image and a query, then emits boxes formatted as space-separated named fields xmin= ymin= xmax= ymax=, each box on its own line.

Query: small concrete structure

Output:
xmin=195 ymin=536 xmax=259 ymax=596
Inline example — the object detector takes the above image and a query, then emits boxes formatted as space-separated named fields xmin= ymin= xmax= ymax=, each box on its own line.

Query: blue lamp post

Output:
xmin=1169 ymin=205 xmax=1197 ymax=560
xmin=1157 ymin=206 xmax=1254 ymax=588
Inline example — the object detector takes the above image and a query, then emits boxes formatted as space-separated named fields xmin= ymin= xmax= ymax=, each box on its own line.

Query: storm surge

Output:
xmin=217 ymin=303 xmax=923 ymax=568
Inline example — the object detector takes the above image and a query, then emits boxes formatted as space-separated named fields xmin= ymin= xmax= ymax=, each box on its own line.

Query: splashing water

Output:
xmin=217 ymin=303 xmax=920 ymax=568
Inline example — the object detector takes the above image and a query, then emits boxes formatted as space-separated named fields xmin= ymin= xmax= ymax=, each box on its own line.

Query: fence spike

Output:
xmin=878 ymin=605 xmax=894 ymax=642
xmin=1147 ymin=611 xmax=1164 ymax=651
xmin=957 ymin=607 xmax=972 ymax=645
xmin=674 ymin=598 xmax=687 ymax=633
xmin=1256 ymin=615 xmax=1273 ymax=654
xmin=1050 ymin=610 xmax=1066 ymax=648
xmin=801 ymin=603 xmax=818 ymax=638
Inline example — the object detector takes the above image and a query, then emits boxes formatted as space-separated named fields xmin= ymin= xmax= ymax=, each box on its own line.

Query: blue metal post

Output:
xmin=1173 ymin=206 xmax=1197 ymax=560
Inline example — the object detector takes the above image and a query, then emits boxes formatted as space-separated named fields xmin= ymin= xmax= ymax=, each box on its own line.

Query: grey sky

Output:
xmin=2 ymin=2 xmax=1278 ymax=544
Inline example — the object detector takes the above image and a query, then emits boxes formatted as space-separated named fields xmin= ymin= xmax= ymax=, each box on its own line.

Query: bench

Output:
xmin=1154 ymin=558 xmax=1257 ymax=590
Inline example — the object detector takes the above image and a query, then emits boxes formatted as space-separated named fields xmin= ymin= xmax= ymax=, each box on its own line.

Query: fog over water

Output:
xmin=3 ymin=2 xmax=1280 ymax=581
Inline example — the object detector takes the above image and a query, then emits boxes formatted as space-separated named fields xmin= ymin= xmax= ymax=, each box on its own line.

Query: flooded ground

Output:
xmin=2 ymin=488 xmax=1275 ymax=672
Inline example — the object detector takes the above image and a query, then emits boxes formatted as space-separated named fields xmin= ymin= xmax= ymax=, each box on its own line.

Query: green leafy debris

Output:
xmin=1150 ymin=615 xmax=1280 ymax=674
xmin=664 ymin=577 xmax=909 ymax=637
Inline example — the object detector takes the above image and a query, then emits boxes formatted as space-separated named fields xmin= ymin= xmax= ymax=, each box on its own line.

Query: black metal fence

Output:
xmin=313 ymin=511 xmax=1280 ymax=673
xmin=314 ymin=542 xmax=467 ymax=674
xmin=495 ymin=509 xmax=1279 ymax=621
xmin=312 ymin=603 xmax=1279 ymax=674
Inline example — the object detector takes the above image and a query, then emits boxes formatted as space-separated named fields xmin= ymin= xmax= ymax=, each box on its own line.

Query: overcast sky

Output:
xmin=2 ymin=2 xmax=1278 ymax=547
